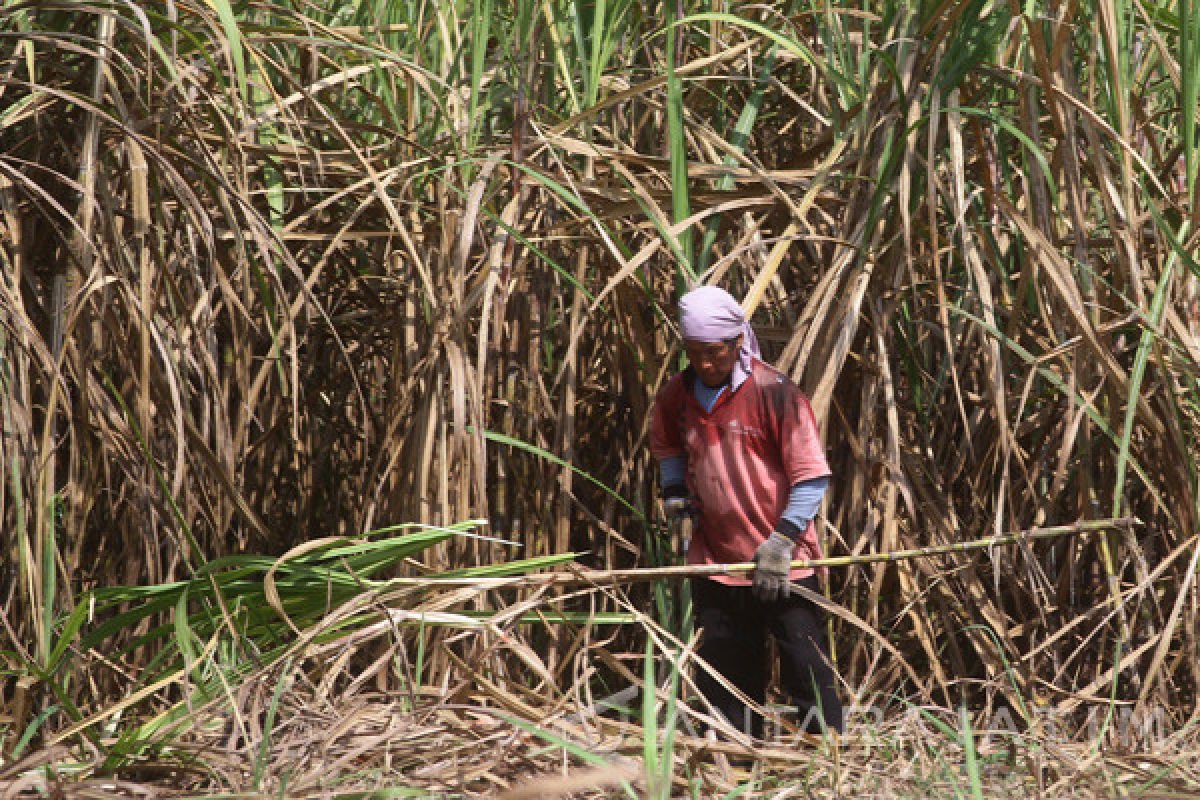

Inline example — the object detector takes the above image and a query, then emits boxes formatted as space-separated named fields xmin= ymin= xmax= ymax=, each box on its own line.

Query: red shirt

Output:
xmin=650 ymin=358 xmax=831 ymax=585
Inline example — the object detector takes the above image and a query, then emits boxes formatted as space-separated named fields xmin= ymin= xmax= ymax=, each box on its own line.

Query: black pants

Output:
xmin=691 ymin=575 xmax=843 ymax=736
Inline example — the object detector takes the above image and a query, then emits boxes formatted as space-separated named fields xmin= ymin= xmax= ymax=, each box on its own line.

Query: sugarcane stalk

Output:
xmin=388 ymin=517 xmax=1139 ymax=590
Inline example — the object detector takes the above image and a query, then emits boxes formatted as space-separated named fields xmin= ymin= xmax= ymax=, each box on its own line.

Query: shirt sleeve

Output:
xmin=769 ymin=380 xmax=831 ymax=486
xmin=649 ymin=379 xmax=686 ymax=461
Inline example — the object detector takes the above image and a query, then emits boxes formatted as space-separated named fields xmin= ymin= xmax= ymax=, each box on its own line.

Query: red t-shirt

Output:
xmin=650 ymin=358 xmax=831 ymax=585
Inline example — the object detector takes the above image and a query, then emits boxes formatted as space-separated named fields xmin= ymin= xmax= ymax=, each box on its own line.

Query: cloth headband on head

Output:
xmin=679 ymin=285 xmax=746 ymax=342
xmin=678 ymin=286 xmax=762 ymax=387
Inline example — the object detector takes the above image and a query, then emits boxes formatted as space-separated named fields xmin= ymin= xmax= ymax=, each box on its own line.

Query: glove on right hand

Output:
xmin=662 ymin=488 xmax=694 ymax=558
xmin=663 ymin=495 xmax=694 ymax=523
xmin=662 ymin=483 xmax=694 ymax=522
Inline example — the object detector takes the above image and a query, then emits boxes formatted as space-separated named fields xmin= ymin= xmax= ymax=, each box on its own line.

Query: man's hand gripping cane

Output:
xmin=662 ymin=486 xmax=695 ymax=560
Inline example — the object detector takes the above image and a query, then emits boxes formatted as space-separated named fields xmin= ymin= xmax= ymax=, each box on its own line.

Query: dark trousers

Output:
xmin=691 ymin=575 xmax=843 ymax=736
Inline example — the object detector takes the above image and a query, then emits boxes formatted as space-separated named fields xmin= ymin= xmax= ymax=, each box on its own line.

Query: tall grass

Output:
xmin=1 ymin=0 xmax=1198 ymax=758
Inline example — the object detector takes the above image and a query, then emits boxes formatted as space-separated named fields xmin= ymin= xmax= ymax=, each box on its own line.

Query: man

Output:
xmin=649 ymin=285 xmax=842 ymax=737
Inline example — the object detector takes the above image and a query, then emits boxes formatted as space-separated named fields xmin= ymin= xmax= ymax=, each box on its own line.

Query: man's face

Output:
xmin=684 ymin=335 xmax=742 ymax=388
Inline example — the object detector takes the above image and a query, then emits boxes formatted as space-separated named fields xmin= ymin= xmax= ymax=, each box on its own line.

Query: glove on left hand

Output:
xmin=751 ymin=532 xmax=795 ymax=602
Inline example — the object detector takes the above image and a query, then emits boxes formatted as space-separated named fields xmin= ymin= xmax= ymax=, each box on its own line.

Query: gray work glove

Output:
xmin=752 ymin=532 xmax=796 ymax=602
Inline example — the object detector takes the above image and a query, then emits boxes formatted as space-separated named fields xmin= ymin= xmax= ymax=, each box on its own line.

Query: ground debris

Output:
xmin=8 ymin=678 xmax=1200 ymax=799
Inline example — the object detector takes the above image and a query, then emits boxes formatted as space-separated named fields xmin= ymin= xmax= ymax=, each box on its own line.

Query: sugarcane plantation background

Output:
xmin=2 ymin=0 xmax=1200 ymax=795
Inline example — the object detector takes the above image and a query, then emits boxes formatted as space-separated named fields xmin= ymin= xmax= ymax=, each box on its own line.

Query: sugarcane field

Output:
xmin=3 ymin=0 xmax=1200 ymax=796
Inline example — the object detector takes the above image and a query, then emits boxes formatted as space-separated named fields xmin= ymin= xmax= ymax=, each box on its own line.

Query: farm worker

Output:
xmin=649 ymin=285 xmax=843 ymax=737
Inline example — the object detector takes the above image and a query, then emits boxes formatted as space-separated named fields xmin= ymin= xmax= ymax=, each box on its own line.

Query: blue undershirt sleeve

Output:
xmin=660 ymin=454 xmax=687 ymax=495
xmin=776 ymin=475 xmax=830 ymax=540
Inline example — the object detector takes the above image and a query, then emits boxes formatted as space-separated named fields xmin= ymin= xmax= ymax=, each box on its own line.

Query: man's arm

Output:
xmin=659 ymin=454 xmax=688 ymax=496
xmin=776 ymin=475 xmax=829 ymax=541
xmin=649 ymin=379 xmax=684 ymax=460
xmin=753 ymin=475 xmax=830 ymax=600
xmin=650 ymin=384 xmax=692 ymax=535
xmin=650 ymin=378 xmax=689 ymax=500
xmin=751 ymin=380 xmax=832 ymax=600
